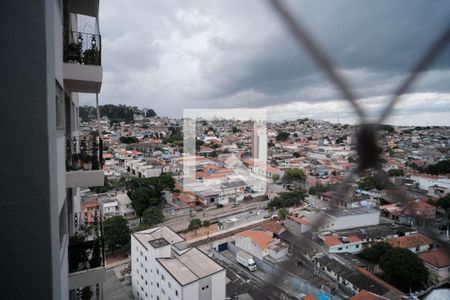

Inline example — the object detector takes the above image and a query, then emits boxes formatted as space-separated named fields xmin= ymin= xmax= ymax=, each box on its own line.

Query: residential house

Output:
xmin=385 ymin=233 xmax=434 ymax=253
xmin=235 ymin=229 xmax=288 ymax=261
xmin=418 ymin=248 xmax=450 ymax=282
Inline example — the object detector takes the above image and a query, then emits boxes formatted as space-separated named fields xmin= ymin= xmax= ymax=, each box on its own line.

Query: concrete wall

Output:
xmin=235 ymin=236 xmax=267 ymax=260
xmin=321 ymin=211 xmax=380 ymax=231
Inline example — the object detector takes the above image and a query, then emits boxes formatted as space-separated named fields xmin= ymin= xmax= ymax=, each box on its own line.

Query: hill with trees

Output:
xmin=79 ymin=104 xmax=156 ymax=123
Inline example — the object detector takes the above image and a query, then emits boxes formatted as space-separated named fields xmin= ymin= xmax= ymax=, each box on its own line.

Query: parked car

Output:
xmin=216 ymin=204 xmax=224 ymax=208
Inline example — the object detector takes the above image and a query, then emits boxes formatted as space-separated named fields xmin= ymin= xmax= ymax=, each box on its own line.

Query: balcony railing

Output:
xmin=69 ymin=211 xmax=105 ymax=274
xmin=64 ymin=31 xmax=102 ymax=66
xmin=66 ymin=136 xmax=104 ymax=171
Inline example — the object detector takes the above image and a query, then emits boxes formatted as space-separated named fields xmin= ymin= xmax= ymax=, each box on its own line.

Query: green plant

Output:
xmin=66 ymin=42 xmax=82 ymax=63
xmin=83 ymin=48 xmax=100 ymax=65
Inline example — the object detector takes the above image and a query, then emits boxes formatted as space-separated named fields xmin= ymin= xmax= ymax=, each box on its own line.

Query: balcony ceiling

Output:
xmin=67 ymin=0 xmax=99 ymax=18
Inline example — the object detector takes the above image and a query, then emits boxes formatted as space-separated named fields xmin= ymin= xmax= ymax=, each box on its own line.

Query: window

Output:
xmin=156 ymin=269 xmax=159 ymax=274
xmin=176 ymin=290 xmax=178 ymax=296
xmin=206 ymin=285 xmax=209 ymax=289
xmin=162 ymin=289 xmax=165 ymax=295
xmin=168 ymin=282 xmax=171 ymax=288
xmin=157 ymin=283 xmax=159 ymax=288
xmin=145 ymin=281 xmax=147 ymax=285
xmin=161 ymin=274 xmax=165 ymax=281
xmin=145 ymin=268 xmax=147 ymax=273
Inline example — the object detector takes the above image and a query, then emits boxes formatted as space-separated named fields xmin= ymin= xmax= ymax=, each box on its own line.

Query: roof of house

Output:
xmin=350 ymin=290 xmax=388 ymax=300
xmin=237 ymin=230 xmax=273 ymax=250
xmin=418 ymin=248 xmax=450 ymax=268
xmin=303 ymin=295 xmax=320 ymax=300
xmin=260 ymin=220 xmax=285 ymax=235
xmin=321 ymin=235 xmax=361 ymax=247
xmin=288 ymin=215 xmax=311 ymax=226
xmin=385 ymin=234 xmax=433 ymax=249
xmin=81 ymin=198 xmax=99 ymax=209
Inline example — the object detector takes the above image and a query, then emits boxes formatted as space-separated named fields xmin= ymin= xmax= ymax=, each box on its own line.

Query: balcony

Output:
xmin=66 ymin=136 xmax=104 ymax=188
xmin=69 ymin=217 xmax=106 ymax=295
xmin=63 ymin=31 xmax=102 ymax=93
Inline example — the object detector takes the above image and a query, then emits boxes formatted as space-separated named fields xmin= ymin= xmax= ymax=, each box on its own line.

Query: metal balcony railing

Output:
xmin=66 ymin=136 xmax=104 ymax=171
xmin=64 ymin=31 xmax=102 ymax=66
xmin=69 ymin=210 xmax=105 ymax=273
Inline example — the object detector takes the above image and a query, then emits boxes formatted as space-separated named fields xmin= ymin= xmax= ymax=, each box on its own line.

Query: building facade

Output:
xmin=131 ymin=226 xmax=226 ymax=300
xmin=1 ymin=0 xmax=105 ymax=298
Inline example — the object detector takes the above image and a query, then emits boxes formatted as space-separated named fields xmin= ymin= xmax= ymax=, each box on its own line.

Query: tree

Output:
xmin=387 ymin=168 xmax=404 ymax=177
xmin=308 ymin=183 xmax=335 ymax=195
xmin=131 ymin=187 xmax=158 ymax=217
xmin=426 ymin=159 xmax=450 ymax=175
xmin=119 ymin=136 xmax=139 ymax=144
xmin=145 ymin=109 xmax=157 ymax=118
xmin=202 ymin=220 xmax=211 ymax=227
xmin=292 ymin=152 xmax=300 ymax=158
xmin=359 ymin=242 xmax=392 ymax=263
xmin=103 ymin=216 xmax=130 ymax=254
xmin=278 ymin=207 xmax=289 ymax=221
xmin=142 ymin=207 xmax=164 ymax=227
xmin=379 ymin=124 xmax=395 ymax=133
xmin=188 ymin=218 xmax=202 ymax=235
xmin=272 ymin=174 xmax=280 ymax=182
xmin=358 ymin=176 xmax=383 ymax=191
xmin=282 ymin=168 xmax=306 ymax=186
xmin=379 ymin=248 xmax=429 ymax=292
xmin=436 ymin=195 xmax=450 ymax=210
xmin=276 ymin=131 xmax=290 ymax=141
xmin=268 ymin=190 xmax=306 ymax=209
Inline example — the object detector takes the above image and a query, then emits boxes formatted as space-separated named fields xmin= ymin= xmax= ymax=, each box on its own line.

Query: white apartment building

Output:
xmin=131 ymin=226 xmax=226 ymax=300
xmin=2 ymin=0 xmax=105 ymax=298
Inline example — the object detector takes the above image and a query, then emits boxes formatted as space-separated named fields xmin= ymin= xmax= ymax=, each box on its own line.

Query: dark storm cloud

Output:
xmin=81 ymin=0 xmax=450 ymax=125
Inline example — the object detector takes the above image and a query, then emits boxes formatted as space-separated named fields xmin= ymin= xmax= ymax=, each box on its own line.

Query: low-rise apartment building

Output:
xmin=131 ymin=226 xmax=226 ymax=300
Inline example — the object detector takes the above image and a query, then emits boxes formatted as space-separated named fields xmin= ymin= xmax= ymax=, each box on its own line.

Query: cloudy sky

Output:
xmin=80 ymin=0 xmax=450 ymax=125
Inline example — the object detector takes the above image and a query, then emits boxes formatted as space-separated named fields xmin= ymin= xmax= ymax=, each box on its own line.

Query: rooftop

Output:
xmin=157 ymin=247 xmax=223 ymax=286
xmin=149 ymin=238 xmax=170 ymax=248
xmin=385 ymin=233 xmax=434 ymax=249
xmin=418 ymin=247 xmax=450 ymax=268
xmin=237 ymin=230 xmax=273 ymax=250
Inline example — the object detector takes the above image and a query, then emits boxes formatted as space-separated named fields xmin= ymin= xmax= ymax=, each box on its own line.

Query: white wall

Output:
xmin=235 ymin=236 xmax=267 ymax=260
xmin=320 ymin=211 xmax=379 ymax=231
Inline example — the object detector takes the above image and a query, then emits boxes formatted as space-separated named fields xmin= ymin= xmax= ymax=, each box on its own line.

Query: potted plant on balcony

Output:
xmin=82 ymin=155 xmax=93 ymax=170
xmin=83 ymin=35 xmax=100 ymax=65
xmin=64 ymin=32 xmax=83 ymax=64
xmin=70 ymin=153 xmax=82 ymax=171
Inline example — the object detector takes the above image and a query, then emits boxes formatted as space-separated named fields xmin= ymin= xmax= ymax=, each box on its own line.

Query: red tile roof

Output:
xmin=350 ymin=290 xmax=388 ymax=300
xmin=385 ymin=234 xmax=433 ymax=249
xmin=418 ymin=248 xmax=450 ymax=268
xmin=356 ymin=267 xmax=404 ymax=296
xmin=260 ymin=220 xmax=285 ymax=235
xmin=303 ymin=295 xmax=320 ymax=300
xmin=237 ymin=230 xmax=273 ymax=250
